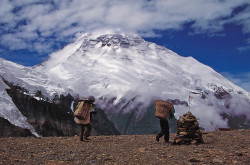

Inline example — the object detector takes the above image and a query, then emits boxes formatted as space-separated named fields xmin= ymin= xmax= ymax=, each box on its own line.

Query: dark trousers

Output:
xmin=80 ymin=124 xmax=92 ymax=141
xmin=157 ymin=119 xmax=169 ymax=142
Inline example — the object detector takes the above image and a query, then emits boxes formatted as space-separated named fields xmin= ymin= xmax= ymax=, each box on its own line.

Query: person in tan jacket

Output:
xmin=74 ymin=96 xmax=95 ymax=142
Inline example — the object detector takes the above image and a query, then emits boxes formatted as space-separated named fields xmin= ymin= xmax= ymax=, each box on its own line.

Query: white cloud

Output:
xmin=0 ymin=34 xmax=28 ymax=50
xmin=0 ymin=0 xmax=249 ymax=53
xmin=232 ymin=4 xmax=250 ymax=34
xmin=0 ymin=0 xmax=13 ymax=16
xmin=238 ymin=45 xmax=250 ymax=53
xmin=221 ymin=72 xmax=250 ymax=92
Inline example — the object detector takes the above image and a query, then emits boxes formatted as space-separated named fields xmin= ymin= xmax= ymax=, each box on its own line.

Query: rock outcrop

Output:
xmin=1 ymin=79 xmax=120 ymax=137
xmin=6 ymin=87 xmax=78 ymax=137
xmin=0 ymin=117 xmax=33 ymax=137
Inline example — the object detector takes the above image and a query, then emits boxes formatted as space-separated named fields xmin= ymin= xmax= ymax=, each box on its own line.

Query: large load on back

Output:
xmin=74 ymin=100 xmax=89 ymax=120
xmin=154 ymin=100 xmax=174 ymax=119
xmin=73 ymin=96 xmax=96 ymax=120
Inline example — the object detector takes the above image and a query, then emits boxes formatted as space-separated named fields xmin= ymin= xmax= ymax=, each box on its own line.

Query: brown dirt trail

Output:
xmin=1 ymin=129 xmax=249 ymax=164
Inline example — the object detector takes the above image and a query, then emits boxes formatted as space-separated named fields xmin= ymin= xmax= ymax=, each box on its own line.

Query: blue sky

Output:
xmin=0 ymin=0 xmax=249 ymax=91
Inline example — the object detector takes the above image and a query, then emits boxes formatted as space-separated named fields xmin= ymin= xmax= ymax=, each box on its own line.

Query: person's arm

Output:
xmin=170 ymin=106 xmax=175 ymax=118
xmin=89 ymin=105 xmax=96 ymax=114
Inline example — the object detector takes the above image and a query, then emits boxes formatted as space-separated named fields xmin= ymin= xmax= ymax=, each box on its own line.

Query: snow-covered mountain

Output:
xmin=1 ymin=31 xmax=250 ymax=136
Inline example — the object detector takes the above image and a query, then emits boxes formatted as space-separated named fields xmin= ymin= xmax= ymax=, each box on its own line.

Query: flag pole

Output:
xmin=188 ymin=91 xmax=191 ymax=112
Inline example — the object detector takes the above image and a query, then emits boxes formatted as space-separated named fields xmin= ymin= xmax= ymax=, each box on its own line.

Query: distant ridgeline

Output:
xmin=0 ymin=77 xmax=120 ymax=137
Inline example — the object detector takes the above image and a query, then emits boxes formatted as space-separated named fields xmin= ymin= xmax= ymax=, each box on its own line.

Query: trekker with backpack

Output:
xmin=74 ymin=96 xmax=96 ymax=142
xmin=155 ymin=100 xmax=175 ymax=143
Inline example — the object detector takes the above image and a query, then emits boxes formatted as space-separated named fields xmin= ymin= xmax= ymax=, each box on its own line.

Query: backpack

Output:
xmin=154 ymin=100 xmax=174 ymax=119
xmin=73 ymin=100 xmax=88 ymax=120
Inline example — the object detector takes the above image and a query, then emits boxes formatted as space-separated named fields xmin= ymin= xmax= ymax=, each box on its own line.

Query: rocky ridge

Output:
xmin=0 ymin=117 xmax=33 ymax=137
xmin=0 ymin=78 xmax=120 ymax=137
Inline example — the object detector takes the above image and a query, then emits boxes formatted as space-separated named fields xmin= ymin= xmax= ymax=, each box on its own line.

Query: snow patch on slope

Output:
xmin=0 ymin=58 xmax=72 ymax=97
xmin=0 ymin=78 xmax=40 ymax=137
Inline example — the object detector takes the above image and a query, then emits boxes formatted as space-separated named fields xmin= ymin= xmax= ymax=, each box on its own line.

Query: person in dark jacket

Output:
xmin=156 ymin=105 xmax=175 ymax=143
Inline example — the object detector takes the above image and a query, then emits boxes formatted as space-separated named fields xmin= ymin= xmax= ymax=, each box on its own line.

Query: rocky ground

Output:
xmin=0 ymin=129 xmax=249 ymax=165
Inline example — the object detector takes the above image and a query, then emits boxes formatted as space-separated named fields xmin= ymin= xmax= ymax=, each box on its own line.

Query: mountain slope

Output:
xmin=0 ymin=75 xmax=39 ymax=137
xmin=0 ymin=31 xmax=250 ymax=135
xmin=37 ymin=33 xmax=245 ymax=101
xmin=35 ymin=32 xmax=250 ymax=133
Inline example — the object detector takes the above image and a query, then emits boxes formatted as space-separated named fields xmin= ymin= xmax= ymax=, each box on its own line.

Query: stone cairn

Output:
xmin=174 ymin=111 xmax=204 ymax=145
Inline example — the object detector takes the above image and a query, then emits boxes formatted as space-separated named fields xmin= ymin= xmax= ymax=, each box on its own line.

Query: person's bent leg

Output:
xmin=156 ymin=131 xmax=164 ymax=142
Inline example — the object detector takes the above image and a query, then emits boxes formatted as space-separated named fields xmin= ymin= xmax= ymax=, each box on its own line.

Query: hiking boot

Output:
xmin=156 ymin=135 xmax=160 ymax=142
xmin=165 ymin=141 xmax=174 ymax=145
xmin=84 ymin=137 xmax=91 ymax=141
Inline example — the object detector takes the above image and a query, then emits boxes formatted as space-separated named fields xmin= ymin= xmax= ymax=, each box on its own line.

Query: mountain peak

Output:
xmin=76 ymin=31 xmax=144 ymax=50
